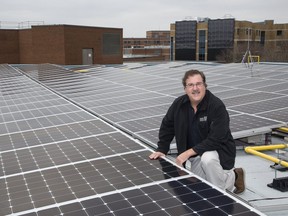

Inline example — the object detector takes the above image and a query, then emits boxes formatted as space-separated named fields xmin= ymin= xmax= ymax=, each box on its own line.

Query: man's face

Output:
xmin=184 ymin=74 xmax=206 ymax=106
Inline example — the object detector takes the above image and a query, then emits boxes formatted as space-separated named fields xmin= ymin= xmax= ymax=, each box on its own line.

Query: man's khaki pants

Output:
xmin=188 ymin=150 xmax=235 ymax=191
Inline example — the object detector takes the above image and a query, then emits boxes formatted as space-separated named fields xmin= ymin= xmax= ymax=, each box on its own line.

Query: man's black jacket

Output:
xmin=156 ymin=90 xmax=236 ymax=170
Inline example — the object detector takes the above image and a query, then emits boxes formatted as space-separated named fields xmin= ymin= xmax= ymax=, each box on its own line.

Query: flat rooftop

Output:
xmin=0 ymin=61 xmax=287 ymax=215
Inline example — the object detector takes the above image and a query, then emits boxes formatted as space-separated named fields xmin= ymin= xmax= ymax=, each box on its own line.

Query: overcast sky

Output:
xmin=1 ymin=0 xmax=287 ymax=37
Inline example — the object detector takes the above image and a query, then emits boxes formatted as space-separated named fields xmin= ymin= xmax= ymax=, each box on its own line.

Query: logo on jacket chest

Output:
xmin=199 ymin=116 xmax=207 ymax=122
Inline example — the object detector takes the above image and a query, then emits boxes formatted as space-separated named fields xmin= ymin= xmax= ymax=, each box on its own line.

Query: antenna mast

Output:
xmin=241 ymin=28 xmax=254 ymax=76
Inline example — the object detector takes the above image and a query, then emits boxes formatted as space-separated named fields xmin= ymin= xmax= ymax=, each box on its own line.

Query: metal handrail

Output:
xmin=245 ymin=144 xmax=288 ymax=167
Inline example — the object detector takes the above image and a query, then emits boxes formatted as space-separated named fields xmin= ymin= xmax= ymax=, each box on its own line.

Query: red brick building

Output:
xmin=123 ymin=30 xmax=171 ymax=61
xmin=0 ymin=24 xmax=123 ymax=65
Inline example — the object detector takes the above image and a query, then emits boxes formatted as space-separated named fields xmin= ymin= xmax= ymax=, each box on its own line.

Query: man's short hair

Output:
xmin=182 ymin=69 xmax=207 ymax=87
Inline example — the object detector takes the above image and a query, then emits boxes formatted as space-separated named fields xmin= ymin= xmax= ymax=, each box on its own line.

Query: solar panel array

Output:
xmin=1 ymin=61 xmax=285 ymax=215
xmin=17 ymin=62 xmax=287 ymax=145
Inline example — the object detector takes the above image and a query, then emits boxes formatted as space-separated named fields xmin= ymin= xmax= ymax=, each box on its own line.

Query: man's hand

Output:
xmin=149 ymin=151 xmax=165 ymax=160
xmin=176 ymin=148 xmax=196 ymax=167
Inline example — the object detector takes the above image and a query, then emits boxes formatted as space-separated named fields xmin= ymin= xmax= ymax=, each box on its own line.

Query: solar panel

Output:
xmin=236 ymin=79 xmax=282 ymax=89
xmin=258 ymin=107 xmax=288 ymax=124
xmin=21 ymin=176 xmax=261 ymax=216
xmin=229 ymin=114 xmax=284 ymax=139
xmin=0 ymin=62 xmax=285 ymax=215
xmin=230 ymin=96 xmax=288 ymax=114
xmin=206 ymin=85 xmax=233 ymax=93
xmin=0 ymin=132 xmax=144 ymax=176
xmin=92 ymin=96 xmax=174 ymax=115
xmin=254 ymin=82 xmax=288 ymax=92
xmin=117 ymin=115 xmax=164 ymax=133
xmin=1 ymin=155 xmax=263 ymax=215
xmin=213 ymin=89 xmax=254 ymax=99
xmin=222 ymin=92 xmax=282 ymax=107
xmin=277 ymin=89 xmax=288 ymax=95
xmin=102 ymin=104 xmax=170 ymax=124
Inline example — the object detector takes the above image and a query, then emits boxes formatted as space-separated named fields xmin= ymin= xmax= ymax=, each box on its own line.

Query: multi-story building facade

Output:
xmin=2 ymin=19 xmax=287 ymax=64
xmin=171 ymin=18 xmax=288 ymax=62
xmin=123 ymin=31 xmax=171 ymax=61
xmin=124 ymin=30 xmax=170 ymax=48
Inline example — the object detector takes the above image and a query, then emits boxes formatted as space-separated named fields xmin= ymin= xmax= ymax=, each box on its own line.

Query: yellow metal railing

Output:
xmin=276 ymin=127 xmax=288 ymax=133
xmin=247 ymin=55 xmax=260 ymax=64
xmin=245 ymin=144 xmax=288 ymax=167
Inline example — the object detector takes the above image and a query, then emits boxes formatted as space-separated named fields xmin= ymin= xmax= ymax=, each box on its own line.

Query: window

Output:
xmin=246 ymin=28 xmax=252 ymax=35
xmin=236 ymin=28 xmax=240 ymax=35
xmin=102 ymin=33 xmax=120 ymax=55
xmin=260 ymin=31 xmax=265 ymax=45
xmin=208 ymin=19 xmax=234 ymax=48
xmin=175 ymin=20 xmax=197 ymax=49
xmin=277 ymin=30 xmax=282 ymax=36
xmin=199 ymin=30 xmax=206 ymax=61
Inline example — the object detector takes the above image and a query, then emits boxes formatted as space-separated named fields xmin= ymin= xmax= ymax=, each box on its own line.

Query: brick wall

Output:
xmin=31 ymin=25 xmax=66 ymax=64
xmin=63 ymin=25 xmax=123 ymax=65
xmin=0 ymin=25 xmax=123 ymax=65
xmin=0 ymin=30 xmax=19 ymax=64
